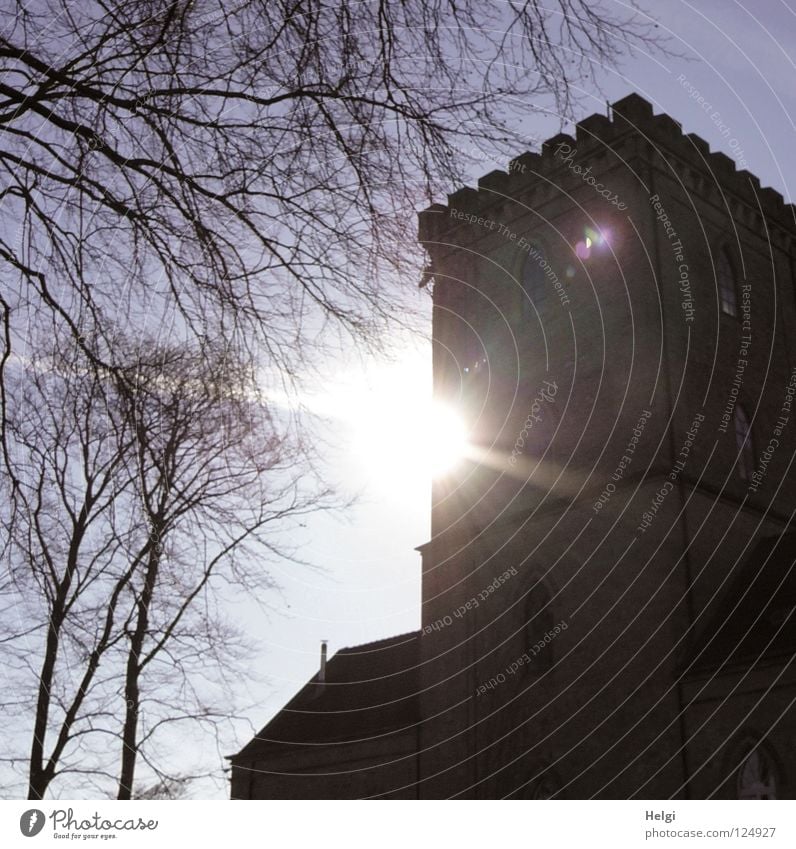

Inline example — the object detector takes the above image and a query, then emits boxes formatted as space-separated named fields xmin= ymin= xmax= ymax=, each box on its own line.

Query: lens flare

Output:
xmin=425 ymin=403 xmax=469 ymax=477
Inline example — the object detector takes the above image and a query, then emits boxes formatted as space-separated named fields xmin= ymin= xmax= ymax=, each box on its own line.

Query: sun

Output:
xmin=421 ymin=402 xmax=470 ymax=477
xmin=303 ymin=348 xmax=470 ymax=488
xmin=348 ymin=379 xmax=470 ymax=486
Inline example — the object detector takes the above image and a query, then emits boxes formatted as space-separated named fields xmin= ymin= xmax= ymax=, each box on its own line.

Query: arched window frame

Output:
xmin=737 ymin=745 xmax=778 ymax=799
xmin=718 ymin=247 xmax=738 ymax=317
xmin=531 ymin=771 xmax=562 ymax=799
xmin=512 ymin=768 xmax=563 ymax=799
xmin=734 ymin=404 xmax=755 ymax=481
xmin=521 ymin=242 xmax=549 ymax=318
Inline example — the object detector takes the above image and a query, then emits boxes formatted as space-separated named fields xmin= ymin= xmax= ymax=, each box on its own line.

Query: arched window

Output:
xmin=531 ymin=771 xmax=562 ymax=799
xmin=513 ymin=769 xmax=563 ymax=799
xmin=522 ymin=244 xmax=548 ymax=317
xmin=737 ymin=748 xmax=777 ymax=799
xmin=718 ymin=248 xmax=738 ymax=316
xmin=524 ymin=581 xmax=554 ymax=671
xmin=734 ymin=405 xmax=755 ymax=481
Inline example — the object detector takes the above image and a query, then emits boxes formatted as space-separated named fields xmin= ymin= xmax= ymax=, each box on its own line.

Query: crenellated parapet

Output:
xmin=419 ymin=93 xmax=796 ymax=250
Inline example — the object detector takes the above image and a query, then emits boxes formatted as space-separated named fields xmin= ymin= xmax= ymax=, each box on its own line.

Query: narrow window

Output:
xmin=737 ymin=748 xmax=777 ymax=799
xmin=532 ymin=772 xmax=562 ymax=799
xmin=522 ymin=245 xmax=548 ymax=316
xmin=524 ymin=582 xmax=554 ymax=671
xmin=734 ymin=405 xmax=755 ymax=481
xmin=718 ymin=248 xmax=738 ymax=316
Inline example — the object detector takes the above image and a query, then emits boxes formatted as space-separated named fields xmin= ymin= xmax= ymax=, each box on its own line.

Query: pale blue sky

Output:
xmin=5 ymin=0 xmax=794 ymax=802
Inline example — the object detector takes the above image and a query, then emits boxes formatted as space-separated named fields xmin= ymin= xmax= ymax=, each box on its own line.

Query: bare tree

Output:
xmin=2 ymin=333 xmax=142 ymax=799
xmin=0 ymin=0 xmax=660 ymax=396
xmin=134 ymin=775 xmax=192 ymax=800
xmin=112 ymin=339 xmax=327 ymax=799
xmin=1 ymin=332 xmax=328 ymax=799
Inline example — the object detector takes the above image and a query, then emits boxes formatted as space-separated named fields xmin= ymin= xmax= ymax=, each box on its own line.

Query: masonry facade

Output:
xmin=231 ymin=94 xmax=796 ymax=799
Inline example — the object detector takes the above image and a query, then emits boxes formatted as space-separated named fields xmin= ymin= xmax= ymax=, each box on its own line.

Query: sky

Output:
xmin=221 ymin=0 xmax=796 ymax=796
xmin=3 ymin=0 xmax=794 ymax=803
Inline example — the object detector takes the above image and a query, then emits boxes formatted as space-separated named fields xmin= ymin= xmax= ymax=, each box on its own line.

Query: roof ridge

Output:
xmin=336 ymin=629 xmax=421 ymax=656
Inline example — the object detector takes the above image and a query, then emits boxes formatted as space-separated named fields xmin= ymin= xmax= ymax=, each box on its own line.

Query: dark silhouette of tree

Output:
xmin=1 ymin=332 xmax=328 ymax=799
xmin=0 ymin=0 xmax=659 ymax=398
xmin=3 ymin=333 xmax=142 ymax=799
xmin=133 ymin=775 xmax=191 ymax=800
xmin=112 ymin=339 xmax=327 ymax=799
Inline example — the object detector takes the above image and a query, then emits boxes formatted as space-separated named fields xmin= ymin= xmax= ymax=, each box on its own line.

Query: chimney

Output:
xmin=319 ymin=640 xmax=328 ymax=683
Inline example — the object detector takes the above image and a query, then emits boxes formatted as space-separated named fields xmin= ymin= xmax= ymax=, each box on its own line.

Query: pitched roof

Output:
xmin=231 ymin=630 xmax=421 ymax=762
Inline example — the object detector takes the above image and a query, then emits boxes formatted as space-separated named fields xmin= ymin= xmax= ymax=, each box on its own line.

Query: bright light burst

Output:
xmin=422 ymin=402 xmax=470 ymax=477
xmin=302 ymin=350 xmax=470 ymax=487
xmin=576 ymin=225 xmax=611 ymax=260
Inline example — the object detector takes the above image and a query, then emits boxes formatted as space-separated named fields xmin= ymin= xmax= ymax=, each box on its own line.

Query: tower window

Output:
xmin=524 ymin=582 xmax=554 ymax=671
xmin=734 ymin=405 xmax=755 ymax=481
xmin=718 ymin=248 xmax=738 ymax=316
xmin=522 ymin=245 xmax=548 ymax=317
xmin=531 ymin=771 xmax=562 ymax=799
xmin=737 ymin=748 xmax=777 ymax=799
xmin=513 ymin=769 xmax=563 ymax=799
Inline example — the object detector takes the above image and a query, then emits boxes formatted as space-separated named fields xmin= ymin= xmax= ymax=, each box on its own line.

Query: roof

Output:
xmin=231 ymin=630 xmax=421 ymax=762
xmin=687 ymin=533 xmax=796 ymax=673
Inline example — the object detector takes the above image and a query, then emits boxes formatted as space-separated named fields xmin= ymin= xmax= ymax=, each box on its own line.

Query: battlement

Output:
xmin=419 ymin=93 xmax=796 ymax=244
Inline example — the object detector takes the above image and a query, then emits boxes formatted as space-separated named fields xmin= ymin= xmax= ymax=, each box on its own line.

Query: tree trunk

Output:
xmin=117 ymin=537 xmax=160 ymax=800
xmin=27 ymin=619 xmax=59 ymax=799
xmin=28 ymin=521 xmax=86 ymax=799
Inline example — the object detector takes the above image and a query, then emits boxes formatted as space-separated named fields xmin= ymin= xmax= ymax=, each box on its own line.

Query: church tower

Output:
xmin=230 ymin=94 xmax=796 ymax=800
xmin=416 ymin=93 xmax=796 ymax=798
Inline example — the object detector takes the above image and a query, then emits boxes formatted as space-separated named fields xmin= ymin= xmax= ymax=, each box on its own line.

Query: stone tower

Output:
xmin=416 ymin=93 xmax=796 ymax=798
xmin=231 ymin=94 xmax=796 ymax=799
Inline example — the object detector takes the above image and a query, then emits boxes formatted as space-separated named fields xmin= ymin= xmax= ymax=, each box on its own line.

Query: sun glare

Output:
xmin=304 ymin=351 xmax=470 ymax=489
xmin=423 ymin=403 xmax=469 ymax=477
